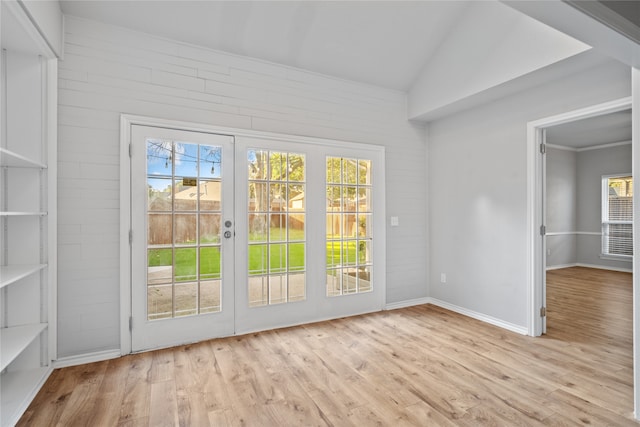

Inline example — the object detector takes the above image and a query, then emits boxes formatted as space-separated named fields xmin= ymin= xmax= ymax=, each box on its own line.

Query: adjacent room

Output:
xmin=2 ymin=1 xmax=640 ymax=425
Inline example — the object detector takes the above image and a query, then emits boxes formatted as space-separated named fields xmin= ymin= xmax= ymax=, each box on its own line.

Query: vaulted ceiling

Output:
xmin=59 ymin=0 xmax=639 ymax=141
xmin=61 ymin=1 xmax=469 ymax=91
xmin=60 ymin=1 xmax=595 ymax=119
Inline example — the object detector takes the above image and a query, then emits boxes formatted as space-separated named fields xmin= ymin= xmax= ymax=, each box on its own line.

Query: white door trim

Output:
xmin=526 ymin=96 xmax=632 ymax=338
xmin=120 ymin=114 xmax=386 ymax=355
xmin=632 ymin=68 xmax=640 ymax=421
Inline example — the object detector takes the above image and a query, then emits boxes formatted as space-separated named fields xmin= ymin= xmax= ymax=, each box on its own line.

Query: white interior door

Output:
xmin=541 ymin=129 xmax=548 ymax=334
xmin=131 ymin=125 xmax=235 ymax=352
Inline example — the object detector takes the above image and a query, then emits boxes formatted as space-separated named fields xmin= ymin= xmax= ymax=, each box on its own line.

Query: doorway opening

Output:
xmin=543 ymin=109 xmax=633 ymax=412
xmin=527 ymin=96 xmax=632 ymax=336
xmin=527 ymin=96 xmax=634 ymax=415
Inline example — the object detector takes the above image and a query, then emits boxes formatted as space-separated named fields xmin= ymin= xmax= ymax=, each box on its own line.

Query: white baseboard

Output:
xmin=546 ymin=263 xmax=578 ymax=271
xmin=575 ymin=263 xmax=632 ymax=273
xmin=53 ymin=349 xmax=122 ymax=369
xmin=546 ymin=262 xmax=632 ymax=273
xmin=385 ymin=297 xmax=431 ymax=311
xmin=428 ymin=298 xmax=529 ymax=335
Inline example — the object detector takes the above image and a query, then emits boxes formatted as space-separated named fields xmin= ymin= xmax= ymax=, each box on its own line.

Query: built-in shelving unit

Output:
xmin=1 ymin=1 xmax=58 ymax=425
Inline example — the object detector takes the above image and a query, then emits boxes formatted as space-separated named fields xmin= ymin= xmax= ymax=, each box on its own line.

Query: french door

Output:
xmin=129 ymin=124 xmax=385 ymax=352
xmin=131 ymin=126 xmax=235 ymax=351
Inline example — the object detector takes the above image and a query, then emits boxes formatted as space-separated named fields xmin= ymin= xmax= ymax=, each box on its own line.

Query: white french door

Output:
xmin=131 ymin=125 xmax=235 ymax=351
xmin=233 ymin=136 xmax=386 ymax=334
xmin=129 ymin=123 xmax=385 ymax=352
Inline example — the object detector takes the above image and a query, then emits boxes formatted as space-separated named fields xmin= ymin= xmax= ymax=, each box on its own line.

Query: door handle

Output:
xmin=224 ymin=230 xmax=232 ymax=239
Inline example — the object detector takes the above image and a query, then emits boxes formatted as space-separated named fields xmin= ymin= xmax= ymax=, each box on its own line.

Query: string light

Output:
xmin=147 ymin=141 xmax=219 ymax=173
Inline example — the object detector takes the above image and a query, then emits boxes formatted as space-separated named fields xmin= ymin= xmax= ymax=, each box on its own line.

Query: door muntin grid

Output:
xmin=146 ymin=139 xmax=223 ymax=320
xmin=247 ymin=149 xmax=306 ymax=307
xmin=326 ymin=157 xmax=373 ymax=296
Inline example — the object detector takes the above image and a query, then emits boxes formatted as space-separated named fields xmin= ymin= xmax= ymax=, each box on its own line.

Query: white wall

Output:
xmin=428 ymin=60 xmax=630 ymax=328
xmin=57 ymin=16 xmax=428 ymax=357
xmin=576 ymin=143 xmax=633 ymax=270
xmin=545 ymin=143 xmax=633 ymax=271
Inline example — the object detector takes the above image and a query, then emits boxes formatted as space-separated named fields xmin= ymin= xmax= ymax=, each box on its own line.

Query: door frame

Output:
xmin=120 ymin=115 xmax=386 ymax=355
xmin=526 ymin=96 xmax=632 ymax=338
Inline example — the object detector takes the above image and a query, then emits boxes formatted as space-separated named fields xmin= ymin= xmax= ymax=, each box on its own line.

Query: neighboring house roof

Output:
xmin=174 ymin=180 xmax=221 ymax=202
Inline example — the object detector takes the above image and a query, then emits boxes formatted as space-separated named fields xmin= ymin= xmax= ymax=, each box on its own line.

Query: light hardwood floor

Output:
xmin=19 ymin=266 xmax=637 ymax=426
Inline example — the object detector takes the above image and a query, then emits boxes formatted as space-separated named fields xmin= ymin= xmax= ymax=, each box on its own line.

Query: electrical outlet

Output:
xmin=440 ymin=273 xmax=446 ymax=283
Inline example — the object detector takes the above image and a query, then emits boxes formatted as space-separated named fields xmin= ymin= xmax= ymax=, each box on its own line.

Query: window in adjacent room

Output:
xmin=602 ymin=175 xmax=633 ymax=258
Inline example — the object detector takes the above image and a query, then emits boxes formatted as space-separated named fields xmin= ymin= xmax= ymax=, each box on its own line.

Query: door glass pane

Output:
xmin=199 ymin=145 xmax=221 ymax=179
xmin=270 ymin=215 xmax=286 ymax=242
xmin=249 ymin=244 xmax=268 ymax=276
xmin=147 ymin=248 xmax=172 ymax=284
xmin=148 ymin=214 xmax=172 ymax=246
xmin=174 ymin=178 xmax=197 ymax=211
xmin=175 ymin=248 xmax=197 ymax=282
xmin=199 ymin=180 xmax=221 ymax=211
xmin=247 ymin=149 xmax=306 ymax=307
xmin=200 ymin=280 xmax=221 ymax=313
xmin=249 ymin=214 xmax=268 ymax=242
xmin=146 ymin=139 xmax=224 ymax=320
xmin=175 ymin=282 xmax=198 ymax=317
xmin=174 ymin=142 xmax=198 ymax=177
xmin=148 ymin=284 xmax=172 ymax=320
xmin=199 ymin=213 xmax=221 ymax=244
xmin=326 ymin=157 xmax=373 ymax=296
xmin=200 ymin=247 xmax=221 ymax=280
xmin=175 ymin=214 xmax=196 ymax=245
xmin=269 ymin=243 xmax=287 ymax=273
xmin=288 ymin=273 xmax=305 ymax=302
xmin=148 ymin=178 xmax=172 ymax=211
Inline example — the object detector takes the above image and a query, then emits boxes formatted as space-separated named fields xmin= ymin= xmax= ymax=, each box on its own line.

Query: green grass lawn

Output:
xmin=148 ymin=228 xmax=365 ymax=281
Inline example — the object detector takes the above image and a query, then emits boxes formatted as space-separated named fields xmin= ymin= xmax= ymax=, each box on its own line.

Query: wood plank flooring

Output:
xmin=18 ymin=266 xmax=637 ymax=426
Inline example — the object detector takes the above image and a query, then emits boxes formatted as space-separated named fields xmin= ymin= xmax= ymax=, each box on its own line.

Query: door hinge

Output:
xmin=540 ymin=225 xmax=546 ymax=236
xmin=540 ymin=307 xmax=546 ymax=317
xmin=540 ymin=143 xmax=546 ymax=154
xmin=129 ymin=316 xmax=133 ymax=331
xmin=129 ymin=229 xmax=133 ymax=245
xmin=128 ymin=143 xmax=132 ymax=157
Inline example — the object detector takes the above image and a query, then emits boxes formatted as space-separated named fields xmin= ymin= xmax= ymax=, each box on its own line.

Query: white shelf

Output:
xmin=0 ymin=147 xmax=46 ymax=168
xmin=0 ymin=211 xmax=47 ymax=216
xmin=0 ymin=324 xmax=48 ymax=371
xmin=1 ymin=366 xmax=51 ymax=427
xmin=0 ymin=264 xmax=46 ymax=290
